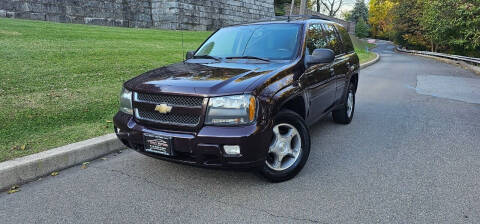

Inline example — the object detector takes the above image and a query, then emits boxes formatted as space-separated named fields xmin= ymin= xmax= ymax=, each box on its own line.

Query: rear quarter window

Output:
xmin=322 ymin=24 xmax=344 ymax=55
xmin=335 ymin=25 xmax=354 ymax=53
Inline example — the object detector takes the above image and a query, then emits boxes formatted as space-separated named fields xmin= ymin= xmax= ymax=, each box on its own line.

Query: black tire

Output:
xmin=260 ymin=109 xmax=311 ymax=182
xmin=332 ymin=83 xmax=355 ymax=124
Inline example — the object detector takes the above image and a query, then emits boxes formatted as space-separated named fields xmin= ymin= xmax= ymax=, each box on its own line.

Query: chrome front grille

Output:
xmin=135 ymin=92 xmax=203 ymax=107
xmin=133 ymin=92 xmax=204 ymax=127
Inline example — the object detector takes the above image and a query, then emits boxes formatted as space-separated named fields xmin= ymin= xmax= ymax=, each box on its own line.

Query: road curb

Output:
xmin=0 ymin=133 xmax=123 ymax=191
xmin=360 ymin=52 xmax=380 ymax=70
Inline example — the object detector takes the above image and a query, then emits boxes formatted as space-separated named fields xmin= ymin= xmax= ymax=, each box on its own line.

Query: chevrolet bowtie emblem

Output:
xmin=155 ymin=104 xmax=173 ymax=114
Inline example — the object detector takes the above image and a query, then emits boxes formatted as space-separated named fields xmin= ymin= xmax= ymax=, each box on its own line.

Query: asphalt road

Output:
xmin=1 ymin=41 xmax=479 ymax=223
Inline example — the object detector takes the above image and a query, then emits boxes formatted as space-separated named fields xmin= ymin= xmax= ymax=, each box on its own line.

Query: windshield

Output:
xmin=195 ymin=24 xmax=302 ymax=60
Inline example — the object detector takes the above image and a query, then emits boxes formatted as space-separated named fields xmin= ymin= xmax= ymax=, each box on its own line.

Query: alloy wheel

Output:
xmin=266 ymin=123 xmax=302 ymax=171
xmin=347 ymin=91 xmax=354 ymax=118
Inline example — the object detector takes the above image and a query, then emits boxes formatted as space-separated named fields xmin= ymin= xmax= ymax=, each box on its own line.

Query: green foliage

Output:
xmin=275 ymin=0 xmax=303 ymax=16
xmin=368 ymin=0 xmax=395 ymax=39
xmin=371 ymin=0 xmax=480 ymax=57
xmin=355 ymin=19 xmax=370 ymax=38
xmin=420 ymin=0 xmax=480 ymax=56
xmin=391 ymin=0 xmax=428 ymax=50
xmin=342 ymin=10 xmax=352 ymax=21
xmin=350 ymin=0 xmax=369 ymax=23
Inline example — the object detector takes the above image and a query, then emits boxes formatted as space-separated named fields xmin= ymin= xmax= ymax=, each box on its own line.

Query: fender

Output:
xmin=269 ymin=81 xmax=308 ymax=120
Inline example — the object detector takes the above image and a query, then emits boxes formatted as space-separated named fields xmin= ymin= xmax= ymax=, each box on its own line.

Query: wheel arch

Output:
xmin=270 ymin=85 xmax=308 ymax=120
xmin=350 ymin=73 xmax=359 ymax=93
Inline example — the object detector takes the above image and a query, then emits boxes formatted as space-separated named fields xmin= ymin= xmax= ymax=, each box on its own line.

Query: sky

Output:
xmin=312 ymin=0 xmax=370 ymax=19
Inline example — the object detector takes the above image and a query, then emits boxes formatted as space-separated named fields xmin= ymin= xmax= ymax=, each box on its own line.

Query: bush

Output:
xmin=355 ymin=19 xmax=370 ymax=38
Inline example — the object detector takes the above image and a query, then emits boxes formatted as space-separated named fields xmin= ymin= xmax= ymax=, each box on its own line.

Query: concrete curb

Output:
xmin=0 ymin=133 xmax=123 ymax=191
xmin=360 ymin=52 xmax=380 ymax=70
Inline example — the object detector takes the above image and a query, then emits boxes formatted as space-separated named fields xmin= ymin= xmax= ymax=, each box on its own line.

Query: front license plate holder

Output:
xmin=144 ymin=133 xmax=173 ymax=156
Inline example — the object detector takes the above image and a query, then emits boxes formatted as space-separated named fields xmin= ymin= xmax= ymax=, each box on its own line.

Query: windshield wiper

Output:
xmin=192 ymin=55 xmax=222 ymax=61
xmin=225 ymin=56 xmax=271 ymax=62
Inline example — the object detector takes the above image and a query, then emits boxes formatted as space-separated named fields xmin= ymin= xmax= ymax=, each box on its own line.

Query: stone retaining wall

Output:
xmin=0 ymin=0 xmax=274 ymax=30
xmin=152 ymin=0 xmax=274 ymax=30
xmin=0 ymin=0 xmax=153 ymax=28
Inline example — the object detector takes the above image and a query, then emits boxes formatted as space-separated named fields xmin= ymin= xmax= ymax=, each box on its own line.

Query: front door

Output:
xmin=303 ymin=23 xmax=336 ymax=122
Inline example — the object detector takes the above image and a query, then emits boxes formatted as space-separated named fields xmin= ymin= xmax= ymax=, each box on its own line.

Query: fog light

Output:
xmin=224 ymin=145 xmax=240 ymax=155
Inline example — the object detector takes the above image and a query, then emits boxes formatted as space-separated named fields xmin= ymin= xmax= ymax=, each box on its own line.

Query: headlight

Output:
xmin=205 ymin=94 xmax=257 ymax=125
xmin=119 ymin=87 xmax=133 ymax=115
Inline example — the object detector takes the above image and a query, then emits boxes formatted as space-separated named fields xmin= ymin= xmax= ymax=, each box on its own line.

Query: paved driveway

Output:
xmin=1 ymin=41 xmax=479 ymax=223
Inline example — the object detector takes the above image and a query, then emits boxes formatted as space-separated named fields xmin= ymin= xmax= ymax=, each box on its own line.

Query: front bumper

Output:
xmin=113 ymin=112 xmax=272 ymax=169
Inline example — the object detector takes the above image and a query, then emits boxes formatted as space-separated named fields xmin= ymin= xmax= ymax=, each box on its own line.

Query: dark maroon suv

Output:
xmin=114 ymin=16 xmax=359 ymax=182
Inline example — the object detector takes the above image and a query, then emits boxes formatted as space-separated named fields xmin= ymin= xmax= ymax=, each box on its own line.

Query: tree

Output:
xmin=391 ymin=0 xmax=428 ymax=49
xmin=342 ymin=10 xmax=352 ymax=21
xmin=355 ymin=18 xmax=370 ymax=38
xmin=315 ymin=0 xmax=321 ymax=12
xmin=274 ymin=0 xmax=302 ymax=16
xmin=320 ymin=0 xmax=344 ymax=17
xmin=420 ymin=0 xmax=480 ymax=55
xmin=420 ymin=0 xmax=450 ymax=52
xmin=274 ymin=0 xmax=316 ymax=15
xmin=369 ymin=0 xmax=395 ymax=39
xmin=300 ymin=0 xmax=308 ymax=14
xmin=454 ymin=1 xmax=480 ymax=54
xmin=361 ymin=0 xmax=479 ymax=56
xmin=350 ymin=0 xmax=369 ymax=23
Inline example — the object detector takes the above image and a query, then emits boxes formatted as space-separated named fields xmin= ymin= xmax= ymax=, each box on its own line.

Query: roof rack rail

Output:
xmin=220 ymin=15 xmax=335 ymax=28
xmin=275 ymin=14 xmax=331 ymax=22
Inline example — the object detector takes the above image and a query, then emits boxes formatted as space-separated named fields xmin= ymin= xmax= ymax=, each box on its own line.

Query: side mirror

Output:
xmin=186 ymin=51 xmax=195 ymax=60
xmin=306 ymin=48 xmax=335 ymax=66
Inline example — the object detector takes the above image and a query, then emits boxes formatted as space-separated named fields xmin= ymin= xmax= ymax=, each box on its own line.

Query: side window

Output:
xmin=335 ymin=25 xmax=354 ymax=53
xmin=306 ymin=23 xmax=329 ymax=55
xmin=322 ymin=24 xmax=343 ymax=55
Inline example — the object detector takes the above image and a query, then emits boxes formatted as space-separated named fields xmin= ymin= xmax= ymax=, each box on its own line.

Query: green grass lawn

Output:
xmin=350 ymin=35 xmax=377 ymax=64
xmin=0 ymin=18 xmax=210 ymax=161
xmin=0 ymin=18 xmax=376 ymax=162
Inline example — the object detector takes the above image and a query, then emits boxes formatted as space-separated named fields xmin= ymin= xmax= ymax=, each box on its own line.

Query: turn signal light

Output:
xmin=249 ymin=96 xmax=256 ymax=122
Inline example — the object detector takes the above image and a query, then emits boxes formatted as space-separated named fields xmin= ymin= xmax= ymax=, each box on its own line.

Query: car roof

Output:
xmin=225 ymin=15 xmax=340 ymax=28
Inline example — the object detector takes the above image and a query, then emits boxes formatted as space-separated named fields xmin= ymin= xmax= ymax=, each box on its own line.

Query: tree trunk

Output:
xmin=300 ymin=0 xmax=307 ymax=14
xmin=289 ymin=0 xmax=295 ymax=15
xmin=316 ymin=0 xmax=320 ymax=12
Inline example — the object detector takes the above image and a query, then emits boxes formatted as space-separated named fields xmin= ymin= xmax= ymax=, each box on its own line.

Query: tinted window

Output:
xmin=196 ymin=24 xmax=301 ymax=60
xmin=305 ymin=23 xmax=330 ymax=55
xmin=322 ymin=24 xmax=344 ymax=55
xmin=335 ymin=25 xmax=354 ymax=53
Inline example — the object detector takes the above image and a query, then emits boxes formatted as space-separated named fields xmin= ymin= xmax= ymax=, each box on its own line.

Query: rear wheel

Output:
xmin=332 ymin=83 xmax=355 ymax=124
xmin=260 ymin=110 xmax=310 ymax=182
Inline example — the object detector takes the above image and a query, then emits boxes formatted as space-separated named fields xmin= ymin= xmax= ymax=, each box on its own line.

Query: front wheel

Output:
xmin=260 ymin=110 xmax=311 ymax=182
xmin=332 ymin=83 xmax=355 ymax=124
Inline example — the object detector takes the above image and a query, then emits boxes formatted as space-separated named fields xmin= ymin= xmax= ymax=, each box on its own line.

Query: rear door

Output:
xmin=322 ymin=23 xmax=350 ymax=103
xmin=303 ymin=23 xmax=336 ymax=121
xmin=335 ymin=24 xmax=357 ymax=101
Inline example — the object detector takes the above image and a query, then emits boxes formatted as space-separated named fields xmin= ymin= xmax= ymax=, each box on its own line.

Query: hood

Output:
xmin=124 ymin=60 xmax=288 ymax=96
